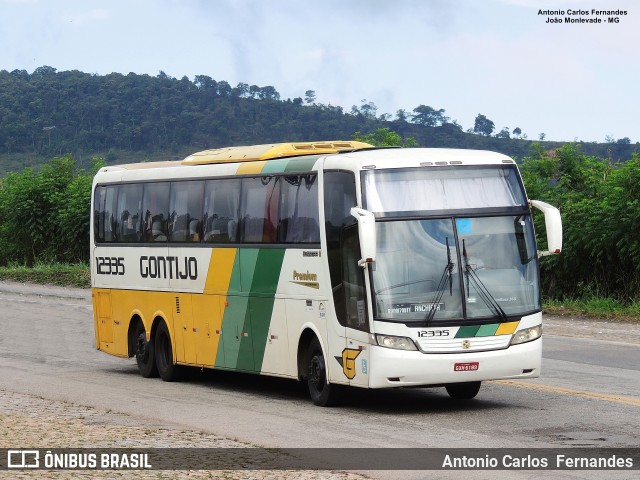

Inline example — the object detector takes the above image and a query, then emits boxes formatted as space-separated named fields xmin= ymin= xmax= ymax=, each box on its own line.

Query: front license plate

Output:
xmin=454 ymin=362 xmax=479 ymax=372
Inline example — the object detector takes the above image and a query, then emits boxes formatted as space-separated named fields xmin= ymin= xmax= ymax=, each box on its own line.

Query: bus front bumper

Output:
xmin=368 ymin=338 xmax=541 ymax=388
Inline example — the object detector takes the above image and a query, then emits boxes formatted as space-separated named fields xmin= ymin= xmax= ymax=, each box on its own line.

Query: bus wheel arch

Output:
xmin=298 ymin=330 xmax=340 ymax=407
xmin=296 ymin=328 xmax=318 ymax=381
xmin=154 ymin=318 xmax=183 ymax=382
xmin=127 ymin=315 xmax=141 ymax=358
xmin=130 ymin=315 xmax=158 ymax=378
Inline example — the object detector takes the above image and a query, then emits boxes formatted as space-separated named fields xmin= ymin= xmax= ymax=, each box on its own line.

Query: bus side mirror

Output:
xmin=350 ymin=207 xmax=376 ymax=267
xmin=530 ymin=200 xmax=563 ymax=257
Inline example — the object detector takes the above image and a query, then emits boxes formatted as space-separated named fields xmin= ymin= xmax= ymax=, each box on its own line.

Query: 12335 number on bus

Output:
xmin=418 ymin=329 xmax=451 ymax=338
xmin=95 ymin=256 xmax=125 ymax=275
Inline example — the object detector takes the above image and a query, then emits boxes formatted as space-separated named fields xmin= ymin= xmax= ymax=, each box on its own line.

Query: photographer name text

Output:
xmin=539 ymin=9 xmax=628 ymax=24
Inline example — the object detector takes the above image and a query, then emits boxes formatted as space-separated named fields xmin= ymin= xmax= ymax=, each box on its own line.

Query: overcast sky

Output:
xmin=1 ymin=0 xmax=638 ymax=143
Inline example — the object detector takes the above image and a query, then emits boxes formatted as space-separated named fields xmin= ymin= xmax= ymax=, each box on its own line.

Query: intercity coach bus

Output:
xmin=91 ymin=141 xmax=562 ymax=406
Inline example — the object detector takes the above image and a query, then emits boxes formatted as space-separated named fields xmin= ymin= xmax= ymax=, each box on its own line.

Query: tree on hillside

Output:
xmin=495 ymin=127 xmax=510 ymax=139
xmin=257 ymin=86 xmax=280 ymax=100
xmin=353 ymin=127 xmax=417 ymax=147
xmin=473 ymin=114 xmax=495 ymax=136
xmin=351 ymin=99 xmax=378 ymax=120
xmin=411 ymin=105 xmax=448 ymax=127
xmin=234 ymin=83 xmax=250 ymax=98
xmin=32 ymin=65 xmax=57 ymax=77
xmin=304 ymin=90 xmax=316 ymax=105
xmin=194 ymin=75 xmax=217 ymax=90
xmin=395 ymin=109 xmax=409 ymax=122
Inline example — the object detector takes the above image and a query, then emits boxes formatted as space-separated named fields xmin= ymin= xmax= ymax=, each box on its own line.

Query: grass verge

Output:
xmin=543 ymin=297 xmax=640 ymax=322
xmin=0 ymin=262 xmax=90 ymax=288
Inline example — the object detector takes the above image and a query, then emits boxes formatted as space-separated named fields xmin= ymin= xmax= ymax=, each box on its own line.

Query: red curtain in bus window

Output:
xmin=263 ymin=177 xmax=280 ymax=243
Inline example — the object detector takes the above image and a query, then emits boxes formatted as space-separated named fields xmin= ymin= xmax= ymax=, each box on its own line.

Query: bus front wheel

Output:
xmin=306 ymin=338 xmax=339 ymax=407
xmin=445 ymin=381 xmax=481 ymax=400
xmin=135 ymin=321 xmax=157 ymax=378
xmin=155 ymin=322 xmax=182 ymax=382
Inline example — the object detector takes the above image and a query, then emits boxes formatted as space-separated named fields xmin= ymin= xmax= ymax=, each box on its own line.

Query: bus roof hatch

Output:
xmin=182 ymin=141 xmax=372 ymax=165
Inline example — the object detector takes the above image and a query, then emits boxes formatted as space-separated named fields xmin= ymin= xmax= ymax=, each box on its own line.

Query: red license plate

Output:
xmin=454 ymin=362 xmax=479 ymax=372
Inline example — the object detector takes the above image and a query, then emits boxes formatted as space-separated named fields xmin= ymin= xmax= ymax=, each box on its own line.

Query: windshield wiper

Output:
xmin=462 ymin=239 xmax=508 ymax=322
xmin=425 ymin=237 xmax=455 ymax=324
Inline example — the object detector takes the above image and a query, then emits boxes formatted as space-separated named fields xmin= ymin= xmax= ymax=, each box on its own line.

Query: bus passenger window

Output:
xmin=94 ymin=185 xmax=117 ymax=243
xmin=115 ymin=184 xmax=142 ymax=243
xmin=169 ymin=181 xmax=204 ymax=242
xmin=240 ymin=176 xmax=280 ymax=244
xmin=142 ymin=182 xmax=170 ymax=242
xmin=203 ymin=179 xmax=240 ymax=243
xmin=279 ymin=174 xmax=319 ymax=244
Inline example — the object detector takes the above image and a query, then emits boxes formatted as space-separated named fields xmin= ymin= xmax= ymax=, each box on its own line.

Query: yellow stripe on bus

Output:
xmin=236 ymin=161 xmax=267 ymax=175
xmin=496 ymin=321 xmax=519 ymax=335
xmin=204 ymin=248 xmax=238 ymax=293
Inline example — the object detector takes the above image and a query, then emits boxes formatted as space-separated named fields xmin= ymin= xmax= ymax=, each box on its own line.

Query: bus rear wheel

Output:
xmin=155 ymin=321 xmax=182 ymax=382
xmin=135 ymin=322 xmax=157 ymax=378
xmin=445 ymin=381 xmax=481 ymax=400
xmin=306 ymin=338 xmax=339 ymax=407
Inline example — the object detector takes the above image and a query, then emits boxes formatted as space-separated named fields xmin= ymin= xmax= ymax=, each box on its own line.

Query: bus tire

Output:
xmin=135 ymin=321 xmax=158 ymax=378
xmin=155 ymin=321 xmax=182 ymax=382
xmin=306 ymin=338 xmax=339 ymax=407
xmin=445 ymin=381 xmax=481 ymax=400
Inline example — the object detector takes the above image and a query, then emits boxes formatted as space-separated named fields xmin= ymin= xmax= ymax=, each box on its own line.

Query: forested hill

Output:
xmin=1 ymin=66 xmax=637 ymax=173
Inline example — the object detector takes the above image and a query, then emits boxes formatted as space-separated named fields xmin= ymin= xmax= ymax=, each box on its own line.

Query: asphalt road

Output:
xmin=0 ymin=281 xmax=639 ymax=479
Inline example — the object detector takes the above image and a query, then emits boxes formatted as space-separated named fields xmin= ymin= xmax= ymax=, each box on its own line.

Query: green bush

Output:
xmin=521 ymin=145 xmax=640 ymax=302
xmin=0 ymin=154 xmax=103 ymax=265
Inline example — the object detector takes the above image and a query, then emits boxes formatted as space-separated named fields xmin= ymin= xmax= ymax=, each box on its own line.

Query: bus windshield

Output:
xmin=371 ymin=216 xmax=540 ymax=322
xmin=363 ymin=166 xmax=539 ymax=323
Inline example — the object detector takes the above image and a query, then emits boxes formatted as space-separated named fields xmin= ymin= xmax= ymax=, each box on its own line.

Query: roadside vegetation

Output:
xmin=0 ymin=132 xmax=639 ymax=321
xmin=544 ymin=297 xmax=640 ymax=321
xmin=0 ymin=262 xmax=90 ymax=288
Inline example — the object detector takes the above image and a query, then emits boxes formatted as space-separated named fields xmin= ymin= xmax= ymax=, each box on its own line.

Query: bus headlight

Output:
xmin=510 ymin=325 xmax=542 ymax=345
xmin=375 ymin=334 xmax=418 ymax=351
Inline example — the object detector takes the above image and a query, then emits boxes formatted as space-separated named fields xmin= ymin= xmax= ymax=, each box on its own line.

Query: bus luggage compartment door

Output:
xmin=94 ymin=289 xmax=114 ymax=344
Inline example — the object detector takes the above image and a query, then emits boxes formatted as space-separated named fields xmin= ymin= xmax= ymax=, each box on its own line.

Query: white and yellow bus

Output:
xmin=91 ymin=141 xmax=562 ymax=406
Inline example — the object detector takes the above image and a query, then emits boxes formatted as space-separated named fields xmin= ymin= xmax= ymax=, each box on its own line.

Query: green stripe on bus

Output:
xmin=217 ymin=249 xmax=286 ymax=372
xmin=239 ymin=249 xmax=260 ymax=292
xmin=261 ymin=158 xmax=291 ymax=174
xmin=216 ymin=250 xmax=247 ymax=369
xmin=218 ymin=295 xmax=253 ymax=370
xmin=476 ymin=324 xmax=499 ymax=336
xmin=249 ymin=248 xmax=285 ymax=294
xmin=283 ymin=156 xmax=318 ymax=173
xmin=260 ymin=156 xmax=319 ymax=174
xmin=455 ymin=325 xmax=481 ymax=338
xmin=249 ymin=249 xmax=286 ymax=372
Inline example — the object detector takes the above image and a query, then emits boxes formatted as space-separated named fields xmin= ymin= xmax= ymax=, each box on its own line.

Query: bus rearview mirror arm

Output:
xmin=350 ymin=207 xmax=376 ymax=267
xmin=530 ymin=200 xmax=563 ymax=257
